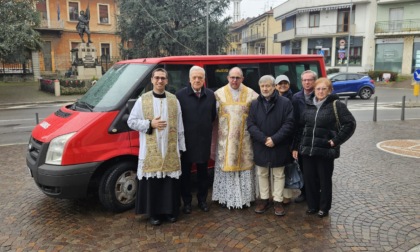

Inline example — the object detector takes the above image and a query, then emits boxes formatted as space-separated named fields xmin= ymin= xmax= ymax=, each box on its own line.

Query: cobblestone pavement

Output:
xmin=1 ymin=119 xmax=419 ymax=251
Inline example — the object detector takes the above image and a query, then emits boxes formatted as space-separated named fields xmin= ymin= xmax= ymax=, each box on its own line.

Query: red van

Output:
xmin=26 ymin=55 xmax=326 ymax=212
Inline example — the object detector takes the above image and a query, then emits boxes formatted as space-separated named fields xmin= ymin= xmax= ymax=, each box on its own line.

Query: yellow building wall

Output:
xmin=38 ymin=0 xmax=121 ymax=74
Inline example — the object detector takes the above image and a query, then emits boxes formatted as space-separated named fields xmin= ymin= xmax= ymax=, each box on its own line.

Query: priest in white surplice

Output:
xmin=127 ymin=68 xmax=185 ymax=226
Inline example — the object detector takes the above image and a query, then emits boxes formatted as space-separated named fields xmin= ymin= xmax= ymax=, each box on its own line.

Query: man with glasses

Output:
xmin=212 ymin=67 xmax=258 ymax=209
xmin=128 ymin=68 xmax=186 ymax=226
xmin=291 ymin=70 xmax=318 ymax=204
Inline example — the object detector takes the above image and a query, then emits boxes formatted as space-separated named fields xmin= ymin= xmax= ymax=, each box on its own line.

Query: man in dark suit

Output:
xmin=176 ymin=65 xmax=217 ymax=214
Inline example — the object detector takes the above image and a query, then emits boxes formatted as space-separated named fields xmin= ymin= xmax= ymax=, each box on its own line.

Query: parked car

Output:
xmin=327 ymin=72 xmax=375 ymax=99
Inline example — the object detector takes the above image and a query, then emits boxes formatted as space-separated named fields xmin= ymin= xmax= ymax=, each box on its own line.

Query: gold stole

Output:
xmin=141 ymin=91 xmax=180 ymax=173
xmin=216 ymin=84 xmax=254 ymax=172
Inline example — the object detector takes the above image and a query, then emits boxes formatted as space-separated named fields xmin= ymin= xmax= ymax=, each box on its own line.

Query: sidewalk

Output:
xmin=0 ymin=81 xmax=81 ymax=108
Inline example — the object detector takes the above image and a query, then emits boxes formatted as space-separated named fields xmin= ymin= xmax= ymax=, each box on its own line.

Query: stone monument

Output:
xmin=71 ymin=43 xmax=102 ymax=80
xmin=70 ymin=4 xmax=102 ymax=80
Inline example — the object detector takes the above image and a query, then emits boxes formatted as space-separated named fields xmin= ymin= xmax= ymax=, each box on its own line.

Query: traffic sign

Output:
xmin=318 ymin=50 xmax=324 ymax=56
xmin=414 ymin=69 xmax=420 ymax=82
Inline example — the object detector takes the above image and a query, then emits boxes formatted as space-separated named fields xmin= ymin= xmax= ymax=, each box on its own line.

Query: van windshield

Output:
xmin=76 ymin=64 xmax=153 ymax=111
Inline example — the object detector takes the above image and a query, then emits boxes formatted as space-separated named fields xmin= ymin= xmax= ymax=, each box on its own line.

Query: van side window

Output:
xmin=165 ymin=64 xmax=193 ymax=94
xmin=272 ymin=62 xmax=321 ymax=93
xmin=205 ymin=64 xmax=263 ymax=93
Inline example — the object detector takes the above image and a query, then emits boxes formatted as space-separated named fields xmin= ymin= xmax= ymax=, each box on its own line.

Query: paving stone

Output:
xmin=0 ymin=119 xmax=420 ymax=251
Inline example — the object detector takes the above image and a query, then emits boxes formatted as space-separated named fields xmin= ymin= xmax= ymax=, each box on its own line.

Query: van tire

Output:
xmin=98 ymin=161 xmax=137 ymax=212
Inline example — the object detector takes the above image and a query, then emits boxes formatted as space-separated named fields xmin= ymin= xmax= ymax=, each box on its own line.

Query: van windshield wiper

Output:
xmin=75 ymin=100 xmax=94 ymax=111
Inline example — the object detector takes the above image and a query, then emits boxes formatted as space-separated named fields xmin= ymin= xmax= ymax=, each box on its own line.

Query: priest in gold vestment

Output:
xmin=212 ymin=67 xmax=258 ymax=209
xmin=128 ymin=68 xmax=185 ymax=226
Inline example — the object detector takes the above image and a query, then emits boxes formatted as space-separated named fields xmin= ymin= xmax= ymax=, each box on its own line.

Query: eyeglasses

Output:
xmin=153 ymin=76 xmax=167 ymax=81
xmin=315 ymin=87 xmax=328 ymax=91
xmin=229 ymin=76 xmax=242 ymax=80
xmin=276 ymin=82 xmax=289 ymax=86
xmin=302 ymin=79 xmax=315 ymax=82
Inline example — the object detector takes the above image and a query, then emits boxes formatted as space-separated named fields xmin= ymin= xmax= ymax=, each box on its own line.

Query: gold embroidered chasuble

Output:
xmin=141 ymin=91 xmax=180 ymax=173
xmin=215 ymin=84 xmax=255 ymax=172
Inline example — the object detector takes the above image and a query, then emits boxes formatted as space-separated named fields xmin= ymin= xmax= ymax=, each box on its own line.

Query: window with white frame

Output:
xmin=68 ymin=1 xmax=79 ymax=21
xmin=309 ymin=11 xmax=320 ymax=28
xmin=98 ymin=4 xmax=110 ymax=24
xmin=337 ymin=6 xmax=355 ymax=33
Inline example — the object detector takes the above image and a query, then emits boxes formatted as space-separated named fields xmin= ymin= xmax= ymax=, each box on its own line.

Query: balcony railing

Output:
xmin=242 ymin=33 xmax=267 ymax=43
xmin=375 ymin=19 xmax=420 ymax=34
xmin=296 ymin=24 xmax=355 ymax=37
xmin=37 ymin=19 xmax=64 ymax=30
xmin=275 ymin=29 xmax=295 ymax=43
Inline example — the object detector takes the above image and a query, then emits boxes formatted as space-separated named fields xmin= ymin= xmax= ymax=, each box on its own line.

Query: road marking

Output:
xmin=0 ymin=143 xmax=27 ymax=147
xmin=0 ymin=118 xmax=35 ymax=122
xmin=376 ymin=140 xmax=420 ymax=159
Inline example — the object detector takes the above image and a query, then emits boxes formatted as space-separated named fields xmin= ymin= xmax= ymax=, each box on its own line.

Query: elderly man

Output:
xmin=212 ymin=67 xmax=258 ymax=209
xmin=247 ymin=75 xmax=294 ymax=216
xmin=127 ymin=68 xmax=185 ymax=226
xmin=291 ymin=70 xmax=318 ymax=203
xmin=176 ymin=66 xmax=216 ymax=214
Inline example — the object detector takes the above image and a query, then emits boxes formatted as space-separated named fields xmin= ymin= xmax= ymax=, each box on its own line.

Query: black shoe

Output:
xmin=306 ymin=209 xmax=318 ymax=215
xmin=294 ymin=194 xmax=306 ymax=203
xmin=318 ymin=210 xmax=329 ymax=218
xmin=183 ymin=204 xmax=192 ymax=214
xmin=149 ymin=216 xmax=161 ymax=226
xmin=165 ymin=214 xmax=177 ymax=223
xmin=198 ymin=201 xmax=209 ymax=212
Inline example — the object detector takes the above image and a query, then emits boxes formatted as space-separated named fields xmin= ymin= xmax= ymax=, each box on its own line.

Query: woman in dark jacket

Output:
xmin=292 ymin=77 xmax=356 ymax=217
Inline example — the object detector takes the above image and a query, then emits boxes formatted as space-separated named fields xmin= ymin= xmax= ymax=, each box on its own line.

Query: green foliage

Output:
xmin=117 ymin=0 xmax=230 ymax=58
xmin=0 ymin=0 xmax=42 ymax=61
xmin=368 ymin=70 xmax=398 ymax=82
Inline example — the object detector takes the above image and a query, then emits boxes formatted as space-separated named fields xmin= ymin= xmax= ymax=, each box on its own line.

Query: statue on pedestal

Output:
xmin=76 ymin=8 xmax=92 ymax=45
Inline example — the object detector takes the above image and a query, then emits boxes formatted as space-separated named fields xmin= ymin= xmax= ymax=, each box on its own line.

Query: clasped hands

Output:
xmin=265 ymin=137 xmax=274 ymax=148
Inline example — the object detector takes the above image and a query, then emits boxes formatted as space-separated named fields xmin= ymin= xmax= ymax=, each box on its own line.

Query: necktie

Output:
xmin=195 ymin=92 xmax=200 ymax=98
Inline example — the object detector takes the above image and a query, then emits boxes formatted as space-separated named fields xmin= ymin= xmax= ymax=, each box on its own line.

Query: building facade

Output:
xmin=34 ymin=0 xmax=121 ymax=77
xmin=273 ymin=0 xmax=377 ymax=73
xmin=374 ymin=0 xmax=420 ymax=74
xmin=227 ymin=10 xmax=280 ymax=55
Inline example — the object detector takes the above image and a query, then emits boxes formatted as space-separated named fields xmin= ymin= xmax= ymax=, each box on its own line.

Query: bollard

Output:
xmin=54 ymin=79 xmax=61 ymax=96
xmin=401 ymin=95 xmax=405 ymax=121
xmin=35 ymin=113 xmax=39 ymax=125
xmin=344 ymin=97 xmax=348 ymax=106
xmin=373 ymin=96 xmax=377 ymax=122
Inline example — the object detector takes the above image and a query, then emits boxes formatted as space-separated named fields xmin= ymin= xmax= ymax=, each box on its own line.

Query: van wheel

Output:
xmin=99 ymin=161 xmax=137 ymax=212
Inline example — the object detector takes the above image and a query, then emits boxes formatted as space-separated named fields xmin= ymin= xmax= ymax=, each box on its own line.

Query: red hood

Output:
xmin=31 ymin=106 xmax=102 ymax=143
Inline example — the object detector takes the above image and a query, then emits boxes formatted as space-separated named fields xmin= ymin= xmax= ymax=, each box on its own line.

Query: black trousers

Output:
xmin=302 ymin=155 xmax=334 ymax=212
xmin=135 ymin=176 xmax=180 ymax=217
xmin=180 ymin=156 xmax=209 ymax=205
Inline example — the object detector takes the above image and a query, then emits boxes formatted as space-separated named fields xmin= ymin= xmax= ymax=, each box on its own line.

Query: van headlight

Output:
xmin=45 ymin=132 xmax=75 ymax=165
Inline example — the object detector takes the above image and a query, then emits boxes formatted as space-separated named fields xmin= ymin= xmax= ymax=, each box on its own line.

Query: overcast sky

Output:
xmin=225 ymin=0 xmax=287 ymax=19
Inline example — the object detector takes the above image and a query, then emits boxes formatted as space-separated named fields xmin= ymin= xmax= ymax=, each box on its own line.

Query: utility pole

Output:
xmin=346 ymin=0 xmax=353 ymax=72
xmin=206 ymin=0 xmax=209 ymax=55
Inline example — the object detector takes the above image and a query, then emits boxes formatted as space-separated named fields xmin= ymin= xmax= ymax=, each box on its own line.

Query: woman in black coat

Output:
xmin=292 ymin=77 xmax=356 ymax=217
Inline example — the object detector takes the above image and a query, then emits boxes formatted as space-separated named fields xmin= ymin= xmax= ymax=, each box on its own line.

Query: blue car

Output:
xmin=327 ymin=72 xmax=375 ymax=99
